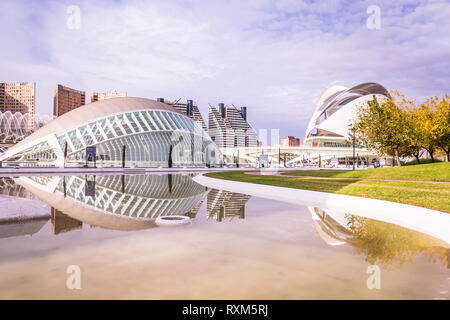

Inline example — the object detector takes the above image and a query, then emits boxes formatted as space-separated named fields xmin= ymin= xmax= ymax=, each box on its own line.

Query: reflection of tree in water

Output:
xmin=345 ymin=215 xmax=449 ymax=271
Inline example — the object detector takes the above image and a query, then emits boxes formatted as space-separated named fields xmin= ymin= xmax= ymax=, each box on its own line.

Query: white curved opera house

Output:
xmin=304 ymin=82 xmax=389 ymax=148
xmin=0 ymin=97 xmax=221 ymax=167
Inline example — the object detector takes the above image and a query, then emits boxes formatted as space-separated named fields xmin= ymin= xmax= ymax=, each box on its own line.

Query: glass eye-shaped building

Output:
xmin=0 ymin=97 xmax=221 ymax=167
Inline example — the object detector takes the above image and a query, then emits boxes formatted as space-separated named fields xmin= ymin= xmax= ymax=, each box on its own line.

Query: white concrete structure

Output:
xmin=218 ymin=83 xmax=390 ymax=167
xmin=219 ymin=145 xmax=378 ymax=167
xmin=0 ymin=111 xmax=53 ymax=144
xmin=304 ymin=82 xmax=389 ymax=147
xmin=0 ymin=97 xmax=221 ymax=167
xmin=208 ymin=103 xmax=257 ymax=149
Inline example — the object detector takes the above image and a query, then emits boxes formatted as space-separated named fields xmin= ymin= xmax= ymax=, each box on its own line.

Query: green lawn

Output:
xmin=280 ymin=162 xmax=450 ymax=182
xmin=205 ymin=164 xmax=450 ymax=213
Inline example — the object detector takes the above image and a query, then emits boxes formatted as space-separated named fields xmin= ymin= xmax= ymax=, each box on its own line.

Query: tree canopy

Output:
xmin=353 ymin=92 xmax=449 ymax=165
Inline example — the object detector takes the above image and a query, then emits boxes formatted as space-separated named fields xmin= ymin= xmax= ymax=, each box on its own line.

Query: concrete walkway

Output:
xmin=193 ymin=173 xmax=450 ymax=245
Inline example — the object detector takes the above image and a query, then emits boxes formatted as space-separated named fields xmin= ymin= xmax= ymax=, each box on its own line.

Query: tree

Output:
xmin=353 ymin=93 xmax=409 ymax=166
xmin=416 ymin=98 xmax=440 ymax=162
xmin=404 ymin=107 xmax=424 ymax=163
xmin=346 ymin=215 xmax=448 ymax=271
xmin=434 ymin=95 xmax=450 ymax=161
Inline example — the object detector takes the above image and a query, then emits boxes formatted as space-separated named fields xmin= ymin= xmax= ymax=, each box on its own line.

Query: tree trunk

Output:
xmin=394 ymin=147 xmax=401 ymax=167
xmin=414 ymin=152 xmax=421 ymax=164
xmin=440 ymin=146 xmax=450 ymax=162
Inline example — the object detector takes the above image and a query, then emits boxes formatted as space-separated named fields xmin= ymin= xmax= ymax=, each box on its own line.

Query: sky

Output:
xmin=1 ymin=0 xmax=449 ymax=140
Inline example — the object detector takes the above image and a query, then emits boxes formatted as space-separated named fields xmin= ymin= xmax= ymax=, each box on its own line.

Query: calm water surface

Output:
xmin=0 ymin=174 xmax=449 ymax=299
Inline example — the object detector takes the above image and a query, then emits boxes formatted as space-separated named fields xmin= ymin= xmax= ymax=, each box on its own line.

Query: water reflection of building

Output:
xmin=0 ymin=177 xmax=33 ymax=199
xmin=14 ymin=174 xmax=208 ymax=231
xmin=51 ymin=208 xmax=82 ymax=235
xmin=0 ymin=177 xmax=50 ymax=238
xmin=184 ymin=200 xmax=204 ymax=219
xmin=0 ymin=218 xmax=48 ymax=239
xmin=207 ymin=189 xmax=250 ymax=222
xmin=309 ymin=207 xmax=353 ymax=246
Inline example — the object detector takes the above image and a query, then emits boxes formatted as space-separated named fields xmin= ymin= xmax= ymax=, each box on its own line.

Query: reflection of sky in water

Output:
xmin=0 ymin=174 xmax=448 ymax=299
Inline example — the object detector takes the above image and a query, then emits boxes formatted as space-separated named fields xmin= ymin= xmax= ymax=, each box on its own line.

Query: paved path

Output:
xmin=244 ymin=170 xmax=450 ymax=185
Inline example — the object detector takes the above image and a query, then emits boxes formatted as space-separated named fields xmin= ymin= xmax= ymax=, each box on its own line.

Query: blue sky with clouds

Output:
xmin=1 ymin=0 xmax=449 ymax=139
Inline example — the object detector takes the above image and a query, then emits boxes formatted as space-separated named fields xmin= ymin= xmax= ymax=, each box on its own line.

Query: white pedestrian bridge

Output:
xmin=220 ymin=145 xmax=384 ymax=167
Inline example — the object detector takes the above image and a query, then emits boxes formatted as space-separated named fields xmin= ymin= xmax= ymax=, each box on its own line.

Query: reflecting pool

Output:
xmin=0 ymin=174 xmax=448 ymax=299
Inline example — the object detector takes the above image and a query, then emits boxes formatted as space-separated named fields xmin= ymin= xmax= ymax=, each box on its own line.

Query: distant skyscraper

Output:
xmin=91 ymin=91 xmax=127 ymax=103
xmin=53 ymin=84 xmax=85 ymax=117
xmin=0 ymin=82 xmax=35 ymax=116
xmin=281 ymin=136 xmax=301 ymax=147
xmin=208 ymin=103 xmax=257 ymax=148
xmin=157 ymin=98 xmax=207 ymax=131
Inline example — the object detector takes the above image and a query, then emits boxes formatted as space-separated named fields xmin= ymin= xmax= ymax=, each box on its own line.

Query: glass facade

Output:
xmin=24 ymin=174 xmax=208 ymax=220
xmin=52 ymin=109 xmax=220 ymax=166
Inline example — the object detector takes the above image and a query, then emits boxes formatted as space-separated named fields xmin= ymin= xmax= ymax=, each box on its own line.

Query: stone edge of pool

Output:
xmin=193 ymin=173 xmax=450 ymax=245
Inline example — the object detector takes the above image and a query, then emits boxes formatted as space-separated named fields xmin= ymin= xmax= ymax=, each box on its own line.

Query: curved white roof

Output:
xmin=315 ymin=85 xmax=348 ymax=111
xmin=305 ymin=82 xmax=389 ymax=140
xmin=0 ymin=97 xmax=190 ymax=162
xmin=13 ymin=97 xmax=182 ymax=150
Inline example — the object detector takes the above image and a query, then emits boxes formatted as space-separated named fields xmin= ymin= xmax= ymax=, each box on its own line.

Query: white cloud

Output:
xmin=0 ymin=0 xmax=449 ymax=138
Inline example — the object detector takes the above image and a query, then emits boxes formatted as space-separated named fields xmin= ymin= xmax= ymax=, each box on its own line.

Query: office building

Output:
xmin=53 ymin=84 xmax=85 ymax=117
xmin=0 ymin=82 xmax=35 ymax=116
xmin=281 ymin=136 xmax=301 ymax=147
xmin=157 ymin=98 xmax=207 ymax=131
xmin=91 ymin=91 xmax=127 ymax=103
xmin=208 ymin=103 xmax=257 ymax=148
